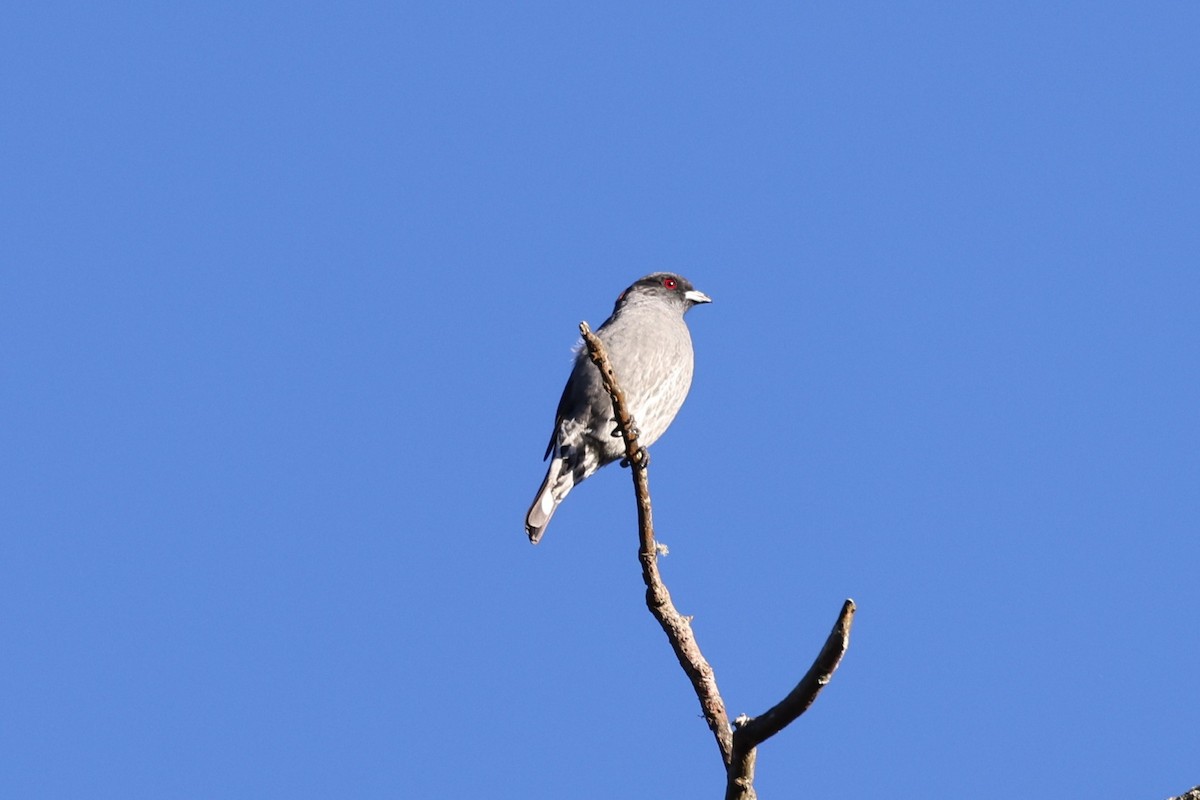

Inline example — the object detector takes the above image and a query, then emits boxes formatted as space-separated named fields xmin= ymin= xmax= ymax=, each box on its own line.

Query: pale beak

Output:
xmin=684 ymin=289 xmax=712 ymax=304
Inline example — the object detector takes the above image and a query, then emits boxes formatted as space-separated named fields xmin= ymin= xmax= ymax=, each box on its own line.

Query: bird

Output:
xmin=525 ymin=272 xmax=711 ymax=543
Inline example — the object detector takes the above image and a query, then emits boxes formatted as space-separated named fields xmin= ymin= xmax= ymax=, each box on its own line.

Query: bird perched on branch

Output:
xmin=525 ymin=273 xmax=711 ymax=543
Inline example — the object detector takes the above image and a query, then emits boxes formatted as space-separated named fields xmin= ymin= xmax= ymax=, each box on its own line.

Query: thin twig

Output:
xmin=578 ymin=320 xmax=855 ymax=798
xmin=579 ymin=322 xmax=735 ymax=765
xmin=725 ymin=599 xmax=856 ymax=800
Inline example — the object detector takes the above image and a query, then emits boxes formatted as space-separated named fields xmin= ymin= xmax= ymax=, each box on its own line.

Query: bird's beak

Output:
xmin=684 ymin=289 xmax=712 ymax=305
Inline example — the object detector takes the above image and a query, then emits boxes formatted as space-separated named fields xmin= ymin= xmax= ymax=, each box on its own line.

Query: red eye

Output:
xmin=662 ymin=277 xmax=678 ymax=290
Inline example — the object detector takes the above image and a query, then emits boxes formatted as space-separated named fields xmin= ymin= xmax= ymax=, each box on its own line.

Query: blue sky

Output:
xmin=3 ymin=3 xmax=1197 ymax=798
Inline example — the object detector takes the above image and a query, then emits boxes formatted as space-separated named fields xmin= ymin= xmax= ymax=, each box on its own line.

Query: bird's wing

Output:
xmin=543 ymin=374 xmax=575 ymax=460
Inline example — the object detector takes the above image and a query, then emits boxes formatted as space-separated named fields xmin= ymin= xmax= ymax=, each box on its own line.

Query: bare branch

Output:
xmin=579 ymin=322 xmax=734 ymax=765
xmin=578 ymin=321 xmax=855 ymax=798
xmin=725 ymin=599 xmax=856 ymax=799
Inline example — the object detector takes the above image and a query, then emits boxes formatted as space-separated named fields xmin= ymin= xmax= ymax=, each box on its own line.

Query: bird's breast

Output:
xmin=601 ymin=313 xmax=695 ymax=447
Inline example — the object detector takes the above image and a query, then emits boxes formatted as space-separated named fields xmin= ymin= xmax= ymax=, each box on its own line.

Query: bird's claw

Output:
xmin=620 ymin=446 xmax=650 ymax=469
xmin=611 ymin=422 xmax=641 ymax=440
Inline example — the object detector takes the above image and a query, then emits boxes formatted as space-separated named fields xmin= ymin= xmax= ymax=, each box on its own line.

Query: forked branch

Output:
xmin=725 ymin=599 xmax=856 ymax=800
xmin=578 ymin=321 xmax=854 ymax=798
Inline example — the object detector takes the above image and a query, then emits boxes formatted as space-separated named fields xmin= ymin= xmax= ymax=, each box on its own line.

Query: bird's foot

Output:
xmin=620 ymin=446 xmax=650 ymax=469
xmin=610 ymin=422 xmax=641 ymax=441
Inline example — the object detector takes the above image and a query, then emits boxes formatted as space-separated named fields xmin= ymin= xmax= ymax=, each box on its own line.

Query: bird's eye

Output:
xmin=662 ymin=277 xmax=678 ymax=290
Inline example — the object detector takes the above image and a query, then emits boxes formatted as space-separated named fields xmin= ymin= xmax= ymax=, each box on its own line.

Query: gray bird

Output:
xmin=525 ymin=273 xmax=711 ymax=543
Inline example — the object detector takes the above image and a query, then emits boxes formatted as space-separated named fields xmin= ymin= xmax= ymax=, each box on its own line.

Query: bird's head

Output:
xmin=613 ymin=273 xmax=712 ymax=316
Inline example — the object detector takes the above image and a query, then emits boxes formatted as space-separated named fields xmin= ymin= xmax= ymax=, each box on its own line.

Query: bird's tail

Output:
xmin=525 ymin=457 xmax=573 ymax=544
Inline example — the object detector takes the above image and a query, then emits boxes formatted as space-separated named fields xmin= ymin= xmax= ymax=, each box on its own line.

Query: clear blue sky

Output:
xmin=3 ymin=3 xmax=1197 ymax=798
